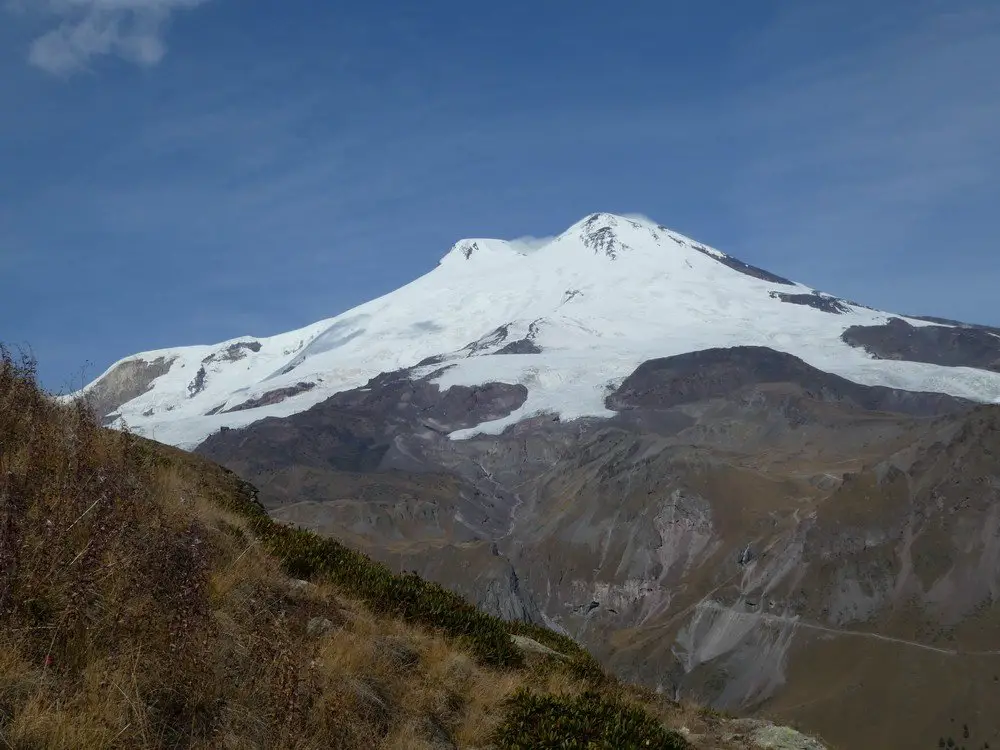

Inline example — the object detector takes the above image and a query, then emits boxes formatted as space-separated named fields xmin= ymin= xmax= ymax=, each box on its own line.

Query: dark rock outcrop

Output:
xmin=581 ymin=213 xmax=630 ymax=259
xmin=198 ymin=368 xmax=528 ymax=479
xmin=202 ymin=340 xmax=262 ymax=365
xmin=492 ymin=320 xmax=543 ymax=355
xmin=689 ymin=243 xmax=794 ymax=285
xmin=188 ymin=365 xmax=208 ymax=397
xmin=84 ymin=356 xmax=175 ymax=421
xmin=223 ymin=381 xmax=316 ymax=413
xmin=842 ymin=317 xmax=1000 ymax=372
xmin=908 ymin=315 xmax=1000 ymax=336
xmin=606 ymin=346 xmax=972 ymax=417
xmin=461 ymin=325 xmax=511 ymax=355
xmin=494 ymin=339 xmax=542 ymax=355
xmin=769 ymin=291 xmax=851 ymax=314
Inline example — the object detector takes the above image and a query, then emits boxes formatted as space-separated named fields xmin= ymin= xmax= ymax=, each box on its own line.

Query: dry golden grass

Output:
xmin=0 ymin=347 xmax=789 ymax=749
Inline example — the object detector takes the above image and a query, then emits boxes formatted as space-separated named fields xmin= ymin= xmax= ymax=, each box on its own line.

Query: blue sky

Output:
xmin=2 ymin=0 xmax=998 ymax=391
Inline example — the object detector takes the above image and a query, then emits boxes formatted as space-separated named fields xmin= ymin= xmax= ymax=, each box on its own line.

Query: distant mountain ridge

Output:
xmin=77 ymin=212 xmax=1000 ymax=448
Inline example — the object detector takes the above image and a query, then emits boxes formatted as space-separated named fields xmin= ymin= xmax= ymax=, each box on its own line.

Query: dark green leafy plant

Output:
xmin=493 ymin=688 xmax=691 ymax=750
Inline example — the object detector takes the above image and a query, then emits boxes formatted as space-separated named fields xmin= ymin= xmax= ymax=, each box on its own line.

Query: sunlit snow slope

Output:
xmin=77 ymin=213 xmax=1000 ymax=449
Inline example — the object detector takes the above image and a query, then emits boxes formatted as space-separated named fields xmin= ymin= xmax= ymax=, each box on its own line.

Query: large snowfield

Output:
xmin=77 ymin=213 xmax=1000 ymax=450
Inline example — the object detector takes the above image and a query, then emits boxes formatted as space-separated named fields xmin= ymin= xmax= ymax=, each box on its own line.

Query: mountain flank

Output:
xmin=0 ymin=347 xmax=833 ymax=748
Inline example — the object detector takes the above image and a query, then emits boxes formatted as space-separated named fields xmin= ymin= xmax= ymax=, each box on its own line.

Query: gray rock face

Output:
xmin=606 ymin=346 xmax=972 ymax=417
xmin=493 ymin=338 xmax=542 ymax=355
xmin=727 ymin=720 xmax=828 ymax=750
xmin=581 ymin=213 xmax=630 ymax=258
xmin=908 ymin=314 xmax=1000 ymax=336
xmin=475 ymin=556 xmax=544 ymax=623
xmin=222 ymin=381 xmax=316 ymax=413
xmin=768 ymin=291 xmax=851 ymax=314
xmin=460 ymin=325 xmax=512 ymax=356
xmin=687 ymin=243 xmax=794 ymax=285
xmin=188 ymin=365 xmax=207 ymax=397
xmin=842 ymin=317 xmax=1000 ymax=372
xmin=202 ymin=341 xmax=262 ymax=365
xmin=84 ymin=356 xmax=174 ymax=423
xmin=199 ymin=366 xmax=531 ymax=542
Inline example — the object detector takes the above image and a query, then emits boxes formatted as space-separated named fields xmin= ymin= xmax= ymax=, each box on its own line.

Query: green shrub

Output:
xmin=493 ymin=688 xmax=691 ymax=750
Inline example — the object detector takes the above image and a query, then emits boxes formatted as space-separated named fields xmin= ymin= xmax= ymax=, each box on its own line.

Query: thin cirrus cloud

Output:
xmin=12 ymin=0 xmax=210 ymax=74
xmin=508 ymin=236 xmax=556 ymax=254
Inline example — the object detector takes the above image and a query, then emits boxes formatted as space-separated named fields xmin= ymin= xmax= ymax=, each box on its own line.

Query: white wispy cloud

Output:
xmin=508 ymin=235 xmax=555 ymax=254
xmin=11 ymin=0 xmax=209 ymax=74
xmin=620 ymin=213 xmax=656 ymax=225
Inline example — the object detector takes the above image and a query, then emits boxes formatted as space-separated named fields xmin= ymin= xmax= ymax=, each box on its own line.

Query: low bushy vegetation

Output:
xmin=494 ymin=689 xmax=690 ymax=750
xmin=0 ymin=346 xmax=711 ymax=748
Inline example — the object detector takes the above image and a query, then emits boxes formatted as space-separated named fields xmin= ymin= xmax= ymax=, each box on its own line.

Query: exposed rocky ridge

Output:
xmin=767 ymin=291 xmax=851 ymax=315
xmin=195 ymin=345 xmax=1000 ymax=750
xmin=608 ymin=346 xmax=974 ymax=417
xmin=493 ymin=320 xmax=543 ymax=355
xmin=202 ymin=340 xmax=262 ymax=364
xmin=82 ymin=356 xmax=175 ymax=424
xmin=222 ymin=381 xmax=317 ymax=413
xmin=581 ymin=212 xmax=632 ymax=258
xmin=198 ymin=370 xmax=530 ymax=540
xmin=843 ymin=316 xmax=1000 ymax=372
xmin=910 ymin=314 xmax=1000 ymax=336
xmin=661 ymin=227 xmax=794 ymax=285
xmin=493 ymin=338 xmax=542 ymax=355
xmin=187 ymin=364 xmax=208 ymax=396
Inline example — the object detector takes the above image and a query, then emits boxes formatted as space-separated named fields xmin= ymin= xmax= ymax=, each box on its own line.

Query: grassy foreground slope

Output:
xmin=0 ymin=349 xmax=822 ymax=749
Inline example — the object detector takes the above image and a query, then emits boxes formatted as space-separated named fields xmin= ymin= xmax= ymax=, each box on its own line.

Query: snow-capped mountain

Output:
xmin=78 ymin=212 xmax=1000 ymax=449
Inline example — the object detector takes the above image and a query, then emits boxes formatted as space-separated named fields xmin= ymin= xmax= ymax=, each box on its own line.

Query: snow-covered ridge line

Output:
xmin=75 ymin=212 xmax=1000 ymax=450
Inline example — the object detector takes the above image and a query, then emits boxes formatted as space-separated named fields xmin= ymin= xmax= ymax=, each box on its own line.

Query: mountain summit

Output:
xmin=79 ymin=212 xmax=1000 ymax=449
